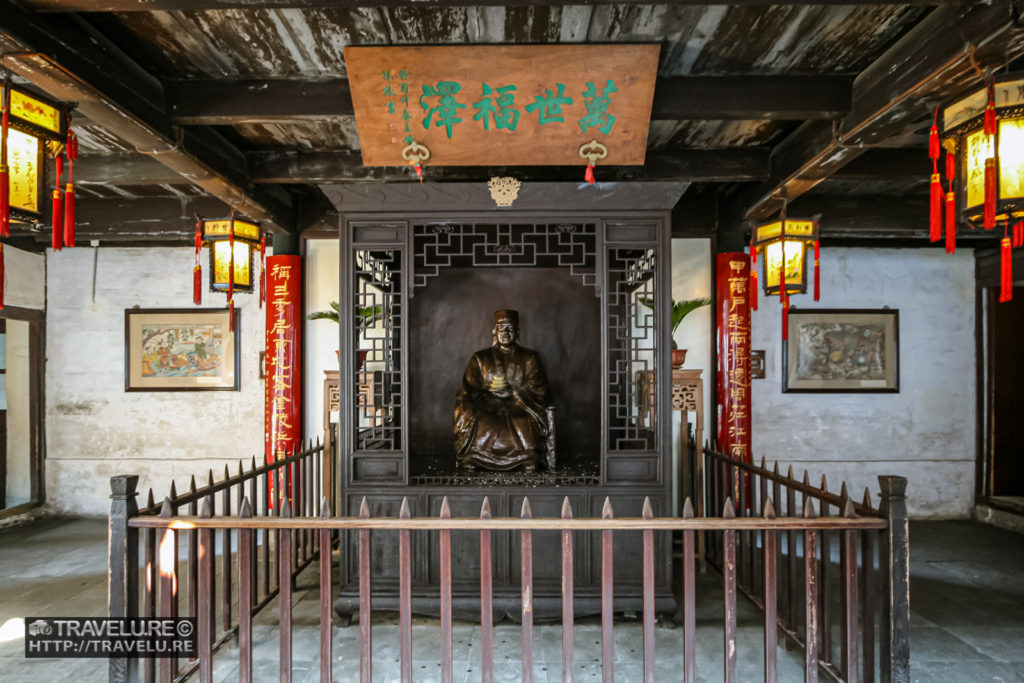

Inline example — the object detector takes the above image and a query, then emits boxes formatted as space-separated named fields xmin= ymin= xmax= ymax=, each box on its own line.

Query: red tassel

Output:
xmin=984 ymin=87 xmax=997 ymax=231
xmin=930 ymin=173 xmax=943 ymax=241
xmin=193 ymin=265 xmax=202 ymax=305
xmin=750 ymin=270 xmax=758 ymax=311
xmin=64 ymin=130 xmax=77 ymax=247
xmin=413 ymin=163 xmax=423 ymax=183
xmin=928 ymin=109 xmax=940 ymax=161
xmin=585 ymin=163 xmax=595 ymax=185
xmin=228 ymin=299 xmax=235 ymax=331
xmin=1000 ymin=236 xmax=1012 ymax=303
xmin=51 ymin=190 xmax=63 ymax=250
xmin=0 ymin=79 xmax=8 ymax=238
xmin=227 ymin=223 xmax=234 ymax=301
xmin=984 ymin=159 xmax=996 ymax=230
xmin=813 ymin=239 xmax=821 ymax=301
xmin=51 ymin=157 xmax=63 ymax=251
xmin=0 ymin=242 xmax=5 ymax=310
xmin=929 ymin=109 xmax=943 ymax=241
xmin=945 ymin=192 xmax=957 ymax=253
xmin=193 ymin=221 xmax=202 ymax=305
xmin=258 ymin=234 xmax=266 ymax=309
xmin=779 ymin=231 xmax=786 ymax=303
xmin=0 ymin=165 xmax=8 ymax=238
xmin=749 ymin=238 xmax=758 ymax=311
xmin=1014 ymin=221 xmax=1023 ymax=249
xmin=781 ymin=298 xmax=789 ymax=341
xmin=63 ymin=184 xmax=75 ymax=248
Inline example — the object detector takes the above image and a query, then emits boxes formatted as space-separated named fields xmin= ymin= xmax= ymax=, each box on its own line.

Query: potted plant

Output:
xmin=307 ymin=301 xmax=383 ymax=366
xmin=641 ymin=296 xmax=711 ymax=368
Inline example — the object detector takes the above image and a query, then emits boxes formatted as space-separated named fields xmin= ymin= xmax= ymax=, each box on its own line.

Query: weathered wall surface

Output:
xmin=750 ymin=248 xmax=975 ymax=518
xmin=45 ymin=247 xmax=266 ymax=516
xmin=6 ymin=244 xmax=45 ymax=310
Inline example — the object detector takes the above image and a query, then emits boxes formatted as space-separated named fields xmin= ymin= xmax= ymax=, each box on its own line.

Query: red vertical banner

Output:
xmin=265 ymin=255 xmax=302 ymax=500
xmin=716 ymin=253 xmax=752 ymax=472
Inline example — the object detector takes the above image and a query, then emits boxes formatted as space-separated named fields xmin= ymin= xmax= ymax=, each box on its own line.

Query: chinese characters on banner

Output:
xmin=264 ymin=255 xmax=302 ymax=498
xmin=345 ymin=45 xmax=659 ymax=166
xmin=716 ymin=253 xmax=752 ymax=476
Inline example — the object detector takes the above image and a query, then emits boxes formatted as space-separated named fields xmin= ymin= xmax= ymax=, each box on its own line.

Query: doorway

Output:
xmin=0 ymin=307 xmax=45 ymax=516
xmin=982 ymin=287 xmax=1024 ymax=508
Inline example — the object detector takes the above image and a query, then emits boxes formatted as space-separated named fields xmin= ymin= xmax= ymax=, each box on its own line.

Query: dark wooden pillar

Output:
xmin=878 ymin=475 xmax=909 ymax=683
xmin=108 ymin=474 xmax=140 ymax=683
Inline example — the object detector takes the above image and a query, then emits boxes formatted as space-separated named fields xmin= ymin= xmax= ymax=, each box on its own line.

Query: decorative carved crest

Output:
xmin=488 ymin=176 xmax=522 ymax=207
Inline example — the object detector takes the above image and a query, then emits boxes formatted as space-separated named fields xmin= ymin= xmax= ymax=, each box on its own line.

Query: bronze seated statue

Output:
xmin=454 ymin=310 xmax=555 ymax=473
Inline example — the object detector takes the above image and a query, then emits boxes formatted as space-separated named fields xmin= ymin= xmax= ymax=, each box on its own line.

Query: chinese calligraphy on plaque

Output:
xmin=346 ymin=45 xmax=659 ymax=166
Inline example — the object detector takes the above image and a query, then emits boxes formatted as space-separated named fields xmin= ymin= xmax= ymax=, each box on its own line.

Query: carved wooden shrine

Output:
xmin=324 ymin=183 xmax=683 ymax=620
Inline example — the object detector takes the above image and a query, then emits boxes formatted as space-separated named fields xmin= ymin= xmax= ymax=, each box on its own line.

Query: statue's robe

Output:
xmin=454 ymin=344 xmax=550 ymax=471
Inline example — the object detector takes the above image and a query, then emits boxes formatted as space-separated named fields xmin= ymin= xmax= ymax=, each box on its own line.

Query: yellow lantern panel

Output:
xmin=203 ymin=219 xmax=260 ymax=242
xmin=10 ymin=89 xmax=62 ymax=135
xmin=753 ymin=219 xmax=816 ymax=243
xmin=998 ymin=118 xmax=1024 ymax=202
xmin=212 ymin=241 xmax=253 ymax=289
xmin=8 ymin=128 xmax=41 ymax=215
xmin=964 ymin=129 xmax=994 ymax=209
xmin=763 ymin=240 xmax=806 ymax=292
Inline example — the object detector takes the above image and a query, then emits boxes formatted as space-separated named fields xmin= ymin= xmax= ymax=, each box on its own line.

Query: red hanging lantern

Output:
xmin=939 ymin=70 xmax=1024 ymax=303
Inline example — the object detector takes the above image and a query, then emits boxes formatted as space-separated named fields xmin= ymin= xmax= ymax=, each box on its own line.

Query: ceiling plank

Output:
xmin=0 ymin=0 xmax=296 ymax=233
xmin=652 ymin=76 xmax=851 ymax=121
xmin=24 ymin=0 xmax=955 ymax=11
xmin=790 ymin=194 xmax=994 ymax=244
xmin=17 ymin=196 xmax=231 ymax=243
xmin=248 ymin=148 xmax=769 ymax=184
xmin=73 ymin=154 xmax=192 ymax=185
xmin=730 ymin=1 xmax=1024 ymax=228
xmin=167 ymin=75 xmax=852 ymax=125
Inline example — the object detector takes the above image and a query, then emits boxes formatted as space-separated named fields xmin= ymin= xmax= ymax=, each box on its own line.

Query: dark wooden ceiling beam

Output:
xmin=0 ymin=0 xmax=296 ymax=233
xmin=24 ymin=0 xmax=957 ymax=11
xmin=167 ymin=75 xmax=852 ymax=125
xmin=248 ymin=148 xmax=769 ymax=184
xmin=729 ymin=1 xmax=1024 ymax=231
xmin=78 ymin=146 xmax=924 ymax=188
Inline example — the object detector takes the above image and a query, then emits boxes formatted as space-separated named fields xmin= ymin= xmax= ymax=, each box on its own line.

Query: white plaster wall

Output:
xmin=5 ymin=244 xmax=45 ymax=310
xmin=671 ymin=239 xmax=713 ymax=509
xmin=6 ymin=320 xmax=32 ymax=506
xmin=304 ymin=239 xmax=340 ymax=443
xmin=750 ymin=247 xmax=975 ymax=518
xmin=45 ymin=247 xmax=266 ymax=516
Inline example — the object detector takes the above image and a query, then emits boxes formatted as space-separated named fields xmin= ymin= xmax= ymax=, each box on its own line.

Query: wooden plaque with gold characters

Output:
xmin=345 ymin=45 xmax=660 ymax=167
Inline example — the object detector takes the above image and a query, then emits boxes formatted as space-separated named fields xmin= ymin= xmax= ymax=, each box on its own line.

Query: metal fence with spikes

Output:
xmin=109 ymin=458 xmax=907 ymax=683
xmin=108 ymin=441 xmax=331 ymax=683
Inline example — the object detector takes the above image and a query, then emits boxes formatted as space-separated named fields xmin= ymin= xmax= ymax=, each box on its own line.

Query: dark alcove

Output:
xmin=408 ymin=266 xmax=601 ymax=476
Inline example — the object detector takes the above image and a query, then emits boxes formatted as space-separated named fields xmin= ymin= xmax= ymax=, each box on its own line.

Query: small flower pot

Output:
xmin=671 ymin=348 xmax=687 ymax=369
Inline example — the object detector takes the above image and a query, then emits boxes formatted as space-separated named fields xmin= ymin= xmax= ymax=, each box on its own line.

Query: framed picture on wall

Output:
xmin=782 ymin=308 xmax=899 ymax=393
xmin=124 ymin=308 xmax=240 ymax=391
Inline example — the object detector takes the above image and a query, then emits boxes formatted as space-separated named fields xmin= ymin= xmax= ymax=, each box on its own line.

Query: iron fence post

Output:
xmin=108 ymin=475 xmax=140 ymax=683
xmin=878 ymin=475 xmax=909 ymax=683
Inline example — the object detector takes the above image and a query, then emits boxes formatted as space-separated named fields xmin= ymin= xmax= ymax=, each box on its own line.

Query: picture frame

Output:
xmin=124 ymin=308 xmax=240 ymax=391
xmin=782 ymin=308 xmax=899 ymax=393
